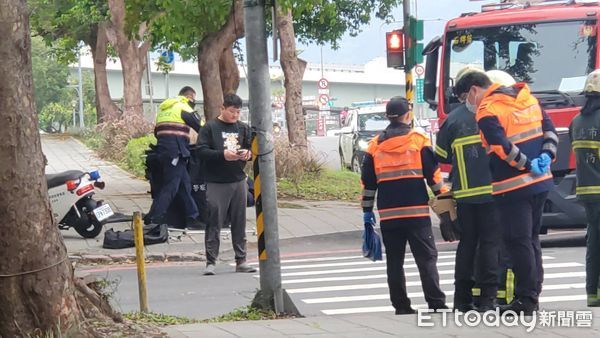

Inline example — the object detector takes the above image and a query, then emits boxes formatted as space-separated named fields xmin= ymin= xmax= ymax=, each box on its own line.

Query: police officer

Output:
xmin=361 ymin=96 xmax=448 ymax=314
xmin=435 ymin=67 xmax=500 ymax=312
xmin=455 ymin=72 xmax=558 ymax=315
xmin=569 ymin=69 xmax=600 ymax=307
xmin=146 ymin=86 xmax=201 ymax=227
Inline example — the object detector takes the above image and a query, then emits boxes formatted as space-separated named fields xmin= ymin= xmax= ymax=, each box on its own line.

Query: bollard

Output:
xmin=133 ymin=211 xmax=149 ymax=312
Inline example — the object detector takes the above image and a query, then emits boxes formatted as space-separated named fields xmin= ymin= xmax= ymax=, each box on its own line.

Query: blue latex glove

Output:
xmin=539 ymin=152 xmax=551 ymax=173
xmin=363 ymin=211 xmax=376 ymax=225
xmin=530 ymin=157 xmax=546 ymax=176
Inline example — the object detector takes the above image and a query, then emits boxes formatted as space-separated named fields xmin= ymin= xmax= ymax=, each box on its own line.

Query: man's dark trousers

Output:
xmin=148 ymin=154 xmax=198 ymax=223
xmin=205 ymin=180 xmax=248 ymax=265
xmin=495 ymin=192 xmax=547 ymax=301
xmin=381 ymin=225 xmax=446 ymax=310
xmin=583 ymin=202 xmax=600 ymax=299
xmin=454 ymin=202 xmax=500 ymax=304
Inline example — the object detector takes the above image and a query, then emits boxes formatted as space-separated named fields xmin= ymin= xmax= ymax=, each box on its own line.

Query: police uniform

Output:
xmin=361 ymin=98 xmax=447 ymax=313
xmin=476 ymin=82 xmax=558 ymax=311
xmin=569 ymin=69 xmax=600 ymax=307
xmin=146 ymin=95 xmax=201 ymax=224
xmin=435 ymin=103 xmax=500 ymax=311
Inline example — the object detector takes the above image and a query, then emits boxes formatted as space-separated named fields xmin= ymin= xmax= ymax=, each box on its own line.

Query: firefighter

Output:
xmin=361 ymin=96 xmax=448 ymax=314
xmin=434 ymin=67 xmax=500 ymax=312
xmin=146 ymin=86 xmax=202 ymax=227
xmin=454 ymin=71 xmax=558 ymax=315
xmin=569 ymin=69 xmax=600 ymax=307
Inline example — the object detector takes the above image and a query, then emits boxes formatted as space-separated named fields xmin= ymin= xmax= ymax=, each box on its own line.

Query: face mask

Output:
xmin=188 ymin=100 xmax=196 ymax=109
xmin=465 ymin=89 xmax=478 ymax=113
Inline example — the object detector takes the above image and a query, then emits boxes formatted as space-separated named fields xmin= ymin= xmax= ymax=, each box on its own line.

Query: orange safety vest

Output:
xmin=476 ymin=83 xmax=552 ymax=195
xmin=367 ymin=130 xmax=444 ymax=221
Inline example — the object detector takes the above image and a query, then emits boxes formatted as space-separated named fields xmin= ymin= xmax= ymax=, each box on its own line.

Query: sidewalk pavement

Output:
xmin=163 ymin=310 xmax=600 ymax=337
xmin=42 ymin=135 xmax=364 ymax=262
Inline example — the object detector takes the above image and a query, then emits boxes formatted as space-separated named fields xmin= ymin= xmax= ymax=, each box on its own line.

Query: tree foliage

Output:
xmin=31 ymin=36 xmax=71 ymax=114
xmin=278 ymin=0 xmax=401 ymax=49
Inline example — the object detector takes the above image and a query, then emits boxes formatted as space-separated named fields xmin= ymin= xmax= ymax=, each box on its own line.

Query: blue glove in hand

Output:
xmin=539 ymin=152 xmax=551 ymax=173
xmin=531 ymin=157 xmax=546 ymax=176
xmin=363 ymin=211 xmax=376 ymax=225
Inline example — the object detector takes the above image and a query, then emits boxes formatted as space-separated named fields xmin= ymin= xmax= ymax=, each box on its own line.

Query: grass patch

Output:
xmin=277 ymin=169 xmax=361 ymax=202
xmin=202 ymin=306 xmax=277 ymax=323
xmin=123 ymin=311 xmax=199 ymax=326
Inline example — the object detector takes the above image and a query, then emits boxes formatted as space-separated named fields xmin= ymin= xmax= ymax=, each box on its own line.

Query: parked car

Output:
xmin=339 ymin=105 xmax=389 ymax=173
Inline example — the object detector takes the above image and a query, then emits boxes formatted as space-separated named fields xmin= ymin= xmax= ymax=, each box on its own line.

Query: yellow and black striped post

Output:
xmin=252 ymin=136 xmax=267 ymax=261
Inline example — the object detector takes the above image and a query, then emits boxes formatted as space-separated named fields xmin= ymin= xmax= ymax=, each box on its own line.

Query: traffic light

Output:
xmin=386 ymin=30 xmax=404 ymax=69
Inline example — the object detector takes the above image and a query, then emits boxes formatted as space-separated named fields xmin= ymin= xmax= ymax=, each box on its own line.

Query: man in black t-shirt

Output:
xmin=197 ymin=93 xmax=256 ymax=275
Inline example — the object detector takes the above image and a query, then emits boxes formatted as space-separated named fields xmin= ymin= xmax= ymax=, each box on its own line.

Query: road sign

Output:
xmin=160 ymin=51 xmax=174 ymax=65
xmin=415 ymin=64 xmax=425 ymax=77
xmin=319 ymin=94 xmax=330 ymax=106
xmin=416 ymin=78 xmax=425 ymax=104
xmin=318 ymin=78 xmax=329 ymax=89
xmin=318 ymin=88 xmax=330 ymax=95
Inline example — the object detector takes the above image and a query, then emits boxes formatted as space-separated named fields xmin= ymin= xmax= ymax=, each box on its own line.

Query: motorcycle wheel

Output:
xmin=74 ymin=219 xmax=103 ymax=239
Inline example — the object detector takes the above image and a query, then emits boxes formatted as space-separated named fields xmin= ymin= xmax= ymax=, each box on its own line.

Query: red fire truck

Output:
xmin=423 ymin=0 xmax=600 ymax=231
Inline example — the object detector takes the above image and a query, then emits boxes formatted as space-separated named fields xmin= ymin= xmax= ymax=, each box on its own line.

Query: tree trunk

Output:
xmin=106 ymin=0 xmax=150 ymax=122
xmin=197 ymin=0 xmax=244 ymax=120
xmin=220 ymin=46 xmax=240 ymax=95
xmin=276 ymin=7 xmax=308 ymax=147
xmin=90 ymin=23 xmax=121 ymax=123
xmin=0 ymin=1 xmax=81 ymax=335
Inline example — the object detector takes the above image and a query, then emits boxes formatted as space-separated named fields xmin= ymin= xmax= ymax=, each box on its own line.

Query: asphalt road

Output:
xmin=79 ymin=227 xmax=588 ymax=320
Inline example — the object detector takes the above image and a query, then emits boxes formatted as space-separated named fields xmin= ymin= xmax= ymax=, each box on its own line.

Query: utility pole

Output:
xmin=77 ymin=52 xmax=84 ymax=129
xmin=146 ymin=51 xmax=155 ymax=116
xmin=244 ymin=0 xmax=287 ymax=313
xmin=403 ymin=0 xmax=413 ymax=104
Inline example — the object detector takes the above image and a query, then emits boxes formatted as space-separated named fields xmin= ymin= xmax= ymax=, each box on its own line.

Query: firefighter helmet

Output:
xmin=456 ymin=65 xmax=484 ymax=83
xmin=486 ymin=70 xmax=516 ymax=86
xmin=584 ymin=69 xmax=600 ymax=94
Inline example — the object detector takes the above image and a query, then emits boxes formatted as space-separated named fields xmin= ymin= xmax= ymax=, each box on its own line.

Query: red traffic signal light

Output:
xmin=386 ymin=30 xmax=405 ymax=69
xmin=387 ymin=31 xmax=403 ymax=50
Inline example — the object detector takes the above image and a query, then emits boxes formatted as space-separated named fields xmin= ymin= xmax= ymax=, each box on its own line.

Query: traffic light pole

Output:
xmin=244 ymin=0 xmax=288 ymax=314
xmin=403 ymin=0 xmax=413 ymax=104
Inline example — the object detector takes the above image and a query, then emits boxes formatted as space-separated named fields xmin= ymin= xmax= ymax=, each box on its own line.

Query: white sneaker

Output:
xmin=236 ymin=262 xmax=257 ymax=273
xmin=203 ymin=264 xmax=216 ymax=275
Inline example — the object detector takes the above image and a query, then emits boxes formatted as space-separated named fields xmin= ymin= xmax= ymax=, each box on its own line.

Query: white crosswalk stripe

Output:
xmin=262 ymin=251 xmax=588 ymax=316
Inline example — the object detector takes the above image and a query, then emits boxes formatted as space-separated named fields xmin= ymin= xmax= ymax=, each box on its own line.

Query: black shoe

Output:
xmin=431 ymin=304 xmax=449 ymax=312
xmin=395 ymin=306 xmax=416 ymax=315
xmin=476 ymin=297 xmax=498 ymax=312
xmin=186 ymin=217 xmax=206 ymax=230
xmin=500 ymin=297 xmax=537 ymax=316
xmin=454 ymin=303 xmax=476 ymax=313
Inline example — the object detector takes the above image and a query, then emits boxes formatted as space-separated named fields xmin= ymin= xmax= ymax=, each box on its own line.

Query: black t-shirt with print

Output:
xmin=197 ymin=119 xmax=251 ymax=183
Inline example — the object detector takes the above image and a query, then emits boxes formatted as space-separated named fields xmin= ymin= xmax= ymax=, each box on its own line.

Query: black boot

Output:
xmin=499 ymin=297 xmax=537 ymax=316
xmin=395 ymin=306 xmax=416 ymax=315
xmin=476 ymin=296 xmax=498 ymax=312
xmin=454 ymin=303 xmax=476 ymax=312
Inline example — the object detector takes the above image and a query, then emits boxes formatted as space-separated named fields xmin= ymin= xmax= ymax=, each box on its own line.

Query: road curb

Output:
xmin=69 ymin=252 xmax=206 ymax=265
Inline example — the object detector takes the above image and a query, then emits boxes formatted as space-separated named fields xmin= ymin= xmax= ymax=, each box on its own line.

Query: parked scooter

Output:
xmin=46 ymin=169 xmax=113 ymax=238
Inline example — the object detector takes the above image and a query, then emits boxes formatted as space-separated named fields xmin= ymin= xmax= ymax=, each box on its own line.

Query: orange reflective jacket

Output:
xmin=476 ymin=83 xmax=553 ymax=196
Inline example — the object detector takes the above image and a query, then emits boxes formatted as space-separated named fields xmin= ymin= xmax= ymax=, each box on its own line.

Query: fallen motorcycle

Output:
xmin=46 ymin=169 xmax=113 ymax=238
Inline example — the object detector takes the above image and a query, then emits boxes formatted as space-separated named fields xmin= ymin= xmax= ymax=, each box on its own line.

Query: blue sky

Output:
xmin=294 ymin=0 xmax=481 ymax=65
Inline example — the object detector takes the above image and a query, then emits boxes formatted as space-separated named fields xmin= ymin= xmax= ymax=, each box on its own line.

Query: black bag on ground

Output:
xmin=102 ymin=223 xmax=169 ymax=249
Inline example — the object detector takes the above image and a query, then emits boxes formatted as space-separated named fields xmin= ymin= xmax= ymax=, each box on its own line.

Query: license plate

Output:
xmin=93 ymin=204 xmax=114 ymax=222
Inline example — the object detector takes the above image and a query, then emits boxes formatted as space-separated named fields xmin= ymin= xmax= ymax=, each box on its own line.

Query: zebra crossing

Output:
xmin=249 ymin=250 xmax=587 ymax=316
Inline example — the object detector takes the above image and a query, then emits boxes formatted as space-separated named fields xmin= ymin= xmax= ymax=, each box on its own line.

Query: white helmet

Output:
xmin=456 ymin=65 xmax=484 ymax=83
xmin=486 ymin=70 xmax=516 ymax=86
xmin=584 ymin=69 xmax=600 ymax=94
